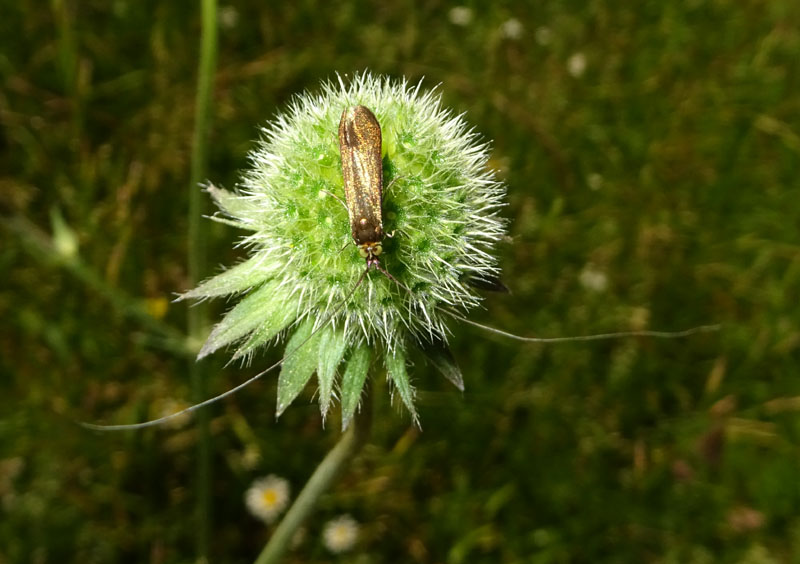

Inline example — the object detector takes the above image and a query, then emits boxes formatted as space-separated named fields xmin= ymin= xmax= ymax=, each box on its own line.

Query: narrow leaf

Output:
xmin=207 ymin=183 xmax=264 ymax=220
xmin=231 ymin=313 xmax=296 ymax=361
xmin=178 ymin=257 xmax=278 ymax=301
xmin=463 ymin=273 xmax=510 ymax=293
xmin=317 ymin=327 xmax=348 ymax=419
xmin=420 ymin=339 xmax=464 ymax=391
xmin=385 ymin=348 xmax=417 ymax=421
xmin=197 ymin=280 xmax=298 ymax=359
xmin=340 ymin=345 xmax=371 ymax=430
xmin=276 ymin=318 xmax=322 ymax=417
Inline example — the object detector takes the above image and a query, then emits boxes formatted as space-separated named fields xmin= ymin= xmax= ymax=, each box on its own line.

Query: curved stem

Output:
xmin=255 ymin=394 xmax=373 ymax=564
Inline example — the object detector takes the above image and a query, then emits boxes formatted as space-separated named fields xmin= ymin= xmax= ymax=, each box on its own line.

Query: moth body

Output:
xmin=338 ymin=105 xmax=384 ymax=269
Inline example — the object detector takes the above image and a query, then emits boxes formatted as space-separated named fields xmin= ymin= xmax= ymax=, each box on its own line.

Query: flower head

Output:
xmin=182 ymin=71 xmax=506 ymax=426
xmin=244 ymin=474 xmax=291 ymax=523
xmin=448 ymin=6 xmax=473 ymax=26
xmin=567 ymin=52 xmax=587 ymax=78
xmin=322 ymin=514 xmax=359 ymax=553
xmin=500 ymin=18 xmax=524 ymax=40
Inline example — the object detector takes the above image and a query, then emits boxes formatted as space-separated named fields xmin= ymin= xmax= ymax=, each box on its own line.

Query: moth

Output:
xmin=338 ymin=105 xmax=385 ymax=270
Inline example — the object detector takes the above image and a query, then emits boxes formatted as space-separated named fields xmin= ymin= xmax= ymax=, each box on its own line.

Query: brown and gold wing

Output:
xmin=338 ymin=105 xmax=384 ymax=246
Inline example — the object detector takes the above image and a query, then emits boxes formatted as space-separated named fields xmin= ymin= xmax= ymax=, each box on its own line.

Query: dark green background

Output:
xmin=2 ymin=1 xmax=798 ymax=562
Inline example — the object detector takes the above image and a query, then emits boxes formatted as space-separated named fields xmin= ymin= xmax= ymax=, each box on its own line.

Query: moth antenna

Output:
xmin=442 ymin=308 xmax=720 ymax=343
xmin=81 ymin=269 xmax=369 ymax=432
xmin=375 ymin=263 xmax=413 ymax=295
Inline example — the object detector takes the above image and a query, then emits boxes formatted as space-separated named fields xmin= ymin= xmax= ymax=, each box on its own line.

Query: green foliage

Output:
xmin=1 ymin=1 xmax=799 ymax=562
xmin=340 ymin=344 xmax=372 ymax=430
xmin=276 ymin=318 xmax=322 ymax=418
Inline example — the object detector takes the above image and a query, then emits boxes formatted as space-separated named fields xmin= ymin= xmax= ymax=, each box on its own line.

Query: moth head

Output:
xmin=358 ymin=242 xmax=382 ymax=260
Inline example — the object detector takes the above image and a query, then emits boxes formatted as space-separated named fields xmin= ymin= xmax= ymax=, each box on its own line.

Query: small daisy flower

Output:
xmin=245 ymin=475 xmax=290 ymax=524
xmin=322 ymin=514 xmax=359 ymax=553
xmin=567 ymin=52 xmax=587 ymax=78
xmin=579 ymin=264 xmax=608 ymax=293
xmin=500 ymin=18 xmax=524 ymax=40
xmin=181 ymin=71 xmax=507 ymax=427
xmin=218 ymin=5 xmax=239 ymax=29
xmin=448 ymin=6 xmax=473 ymax=26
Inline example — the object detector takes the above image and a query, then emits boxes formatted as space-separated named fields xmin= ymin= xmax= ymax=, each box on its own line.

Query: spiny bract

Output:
xmin=181 ymin=71 xmax=506 ymax=427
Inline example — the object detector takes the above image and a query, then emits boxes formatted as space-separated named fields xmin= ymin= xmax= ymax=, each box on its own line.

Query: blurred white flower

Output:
xmin=567 ymin=52 xmax=587 ymax=78
xmin=500 ymin=18 xmax=524 ymax=40
xmin=245 ymin=475 xmax=290 ymax=524
xmin=219 ymin=5 xmax=239 ymax=29
xmin=322 ymin=514 xmax=359 ymax=553
xmin=535 ymin=26 xmax=552 ymax=46
xmin=587 ymin=173 xmax=604 ymax=191
xmin=579 ymin=264 xmax=608 ymax=293
xmin=448 ymin=6 xmax=473 ymax=26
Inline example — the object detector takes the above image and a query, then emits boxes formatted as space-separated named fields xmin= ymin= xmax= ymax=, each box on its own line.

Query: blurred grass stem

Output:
xmin=188 ymin=0 xmax=218 ymax=560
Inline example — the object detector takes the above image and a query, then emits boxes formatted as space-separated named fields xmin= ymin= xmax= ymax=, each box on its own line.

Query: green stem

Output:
xmin=188 ymin=0 xmax=217 ymax=560
xmin=255 ymin=393 xmax=373 ymax=564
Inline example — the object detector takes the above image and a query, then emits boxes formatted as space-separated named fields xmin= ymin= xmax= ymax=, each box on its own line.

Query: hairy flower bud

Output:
xmin=182 ymin=72 xmax=507 ymax=427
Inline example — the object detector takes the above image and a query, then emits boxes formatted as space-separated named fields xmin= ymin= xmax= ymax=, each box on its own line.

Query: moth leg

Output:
xmin=384 ymin=174 xmax=406 ymax=195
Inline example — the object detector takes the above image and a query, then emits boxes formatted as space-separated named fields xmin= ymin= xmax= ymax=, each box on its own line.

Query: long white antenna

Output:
xmin=81 ymin=270 xmax=369 ymax=432
xmin=443 ymin=309 xmax=720 ymax=343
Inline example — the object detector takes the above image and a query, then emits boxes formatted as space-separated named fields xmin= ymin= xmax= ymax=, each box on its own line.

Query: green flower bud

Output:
xmin=182 ymin=71 xmax=506 ymax=427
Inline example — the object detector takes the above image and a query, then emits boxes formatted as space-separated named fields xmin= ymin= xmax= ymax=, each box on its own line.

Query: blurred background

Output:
xmin=2 ymin=1 xmax=799 ymax=562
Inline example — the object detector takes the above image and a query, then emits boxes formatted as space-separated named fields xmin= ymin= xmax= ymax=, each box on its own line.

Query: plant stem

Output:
xmin=255 ymin=393 xmax=373 ymax=564
xmin=189 ymin=0 xmax=217 ymax=560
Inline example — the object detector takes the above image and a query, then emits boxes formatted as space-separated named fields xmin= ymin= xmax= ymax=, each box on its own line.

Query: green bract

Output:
xmin=181 ymin=72 xmax=506 ymax=427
